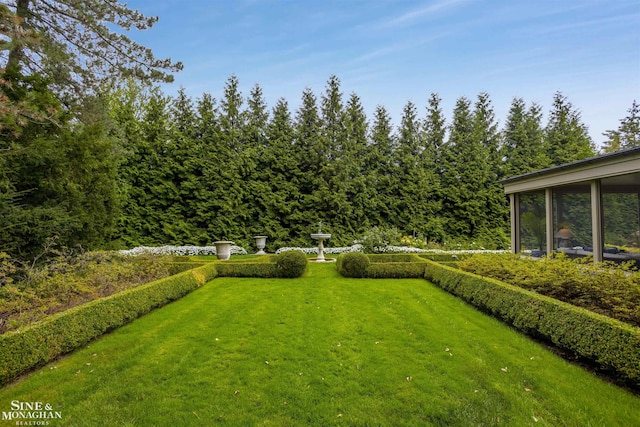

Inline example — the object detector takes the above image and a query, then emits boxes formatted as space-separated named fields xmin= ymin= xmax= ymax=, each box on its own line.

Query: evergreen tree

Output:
xmin=1 ymin=70 xmax=121 ymax=258
xmin=137 ymin=88 xmax=176 ymax=244
xmin=316 ymin=75 xmax=348 ymax=242
xmin=366 ymin=105 xmax=397 ymax=227
xmin=2 ymin=0 xmax=182 ymax=103
xmin=502 ymin=98 xmax=548 ymax=177
xmin=168 ymin=88 xmax=201 ymax=243
xmin=545 ymin=92 xmax=595 ymax=165
xmin=441 ymin=96 xmax=479 ymax=239
xmin=262 ymin=98 xmax=300 ymax=248
xmin=194 ymin=92 xmax=226 ymax=243
xmin=394 ymin=100 xmax=439 ymax=238
xmin=421 ymin=93 xmax=446 ymax=242
xmin=338 ymin=92 xmax=370 ymax=238
xmin=292 ymin=87 xmax=322 ymax=243
xmin=213 ymin=75 xmax=246 ymax=241
xmin=602 ymin=100 xmax=640 ymax=153
xmin=471 ymin=92 xmax=509 ymax=246
xmin=242 ymin=84 xmax=270 ymax=243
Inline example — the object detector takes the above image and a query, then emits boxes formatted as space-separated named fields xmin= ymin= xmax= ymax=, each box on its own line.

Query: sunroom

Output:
xmin=502 ymin=146 xmax=640 ymax=266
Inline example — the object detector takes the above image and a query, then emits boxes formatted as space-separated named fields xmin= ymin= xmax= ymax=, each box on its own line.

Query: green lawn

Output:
xmin=1 ymin=262 xmax=638 ymax=426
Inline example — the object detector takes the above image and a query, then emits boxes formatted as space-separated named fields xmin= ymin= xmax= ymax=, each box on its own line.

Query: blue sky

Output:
xmin=132 ymin=0 xmax=640 ymax=147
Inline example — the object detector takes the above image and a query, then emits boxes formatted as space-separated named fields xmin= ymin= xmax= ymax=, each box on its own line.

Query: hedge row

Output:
xmin=367 ymin=262 xmax=427 ymax=278
xmin=423 ymin=260 xmax=640 ymax=388
xmin=336 ymin=253 xmax=428 ymax=278
xmin=417 ymin=253 xmax=474 ymax=262
xmin=215 ymin=251 xmax=307 ymax=278
xmin=0 ymin=263 xmax=218 ymax=386
xmin=367 ymin=254 xmax=423 ymax=263
xmin=216 ymin=262 xmax=279 ymax=278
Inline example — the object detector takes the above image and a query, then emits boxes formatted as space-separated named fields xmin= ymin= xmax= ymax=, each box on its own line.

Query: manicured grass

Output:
xmin=1 ymin=263 xmax=638 ymax=426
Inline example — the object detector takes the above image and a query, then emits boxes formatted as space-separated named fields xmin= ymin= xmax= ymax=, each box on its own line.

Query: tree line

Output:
xmin=102 ymin=75 xmax=602 ymax=253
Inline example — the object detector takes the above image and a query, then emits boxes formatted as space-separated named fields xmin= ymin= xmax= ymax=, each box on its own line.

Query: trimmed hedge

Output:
xmin=367 ymin=262 xmax=427 ymax=278
xmin=367 ymin=254 xmax=423 ymax=263
xmin=275 ymin=250 xmax=308 ymax=278
xmin=0 ymin=263 xmax=218 ymax=386
xmin=336 ymin=253 xmax=370 ymax=278
xmin=424 ymin=259 xmax=640 ymax=388
xmin=216 ymin=262 xmax=279 ymax=278
xmin=335 ymin=253 xmax=428 ymax=279
xmin=215 ymin=252 xmax=307 ymax=278
xmin=417 ymin=253 xmax=473 ymax=262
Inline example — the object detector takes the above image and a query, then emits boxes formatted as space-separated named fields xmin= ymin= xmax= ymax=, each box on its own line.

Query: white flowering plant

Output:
xmin=119 ymin=245 xmax=248 ymax=257
xmin=275 ymin=244 xmax=506 ymax=256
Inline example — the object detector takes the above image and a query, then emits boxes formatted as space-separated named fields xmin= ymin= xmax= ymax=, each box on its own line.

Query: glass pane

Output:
xmin=553 ymin=188 xmax=592 ymax=251
xmin=519 ymin=192 xmax=546 ymax=253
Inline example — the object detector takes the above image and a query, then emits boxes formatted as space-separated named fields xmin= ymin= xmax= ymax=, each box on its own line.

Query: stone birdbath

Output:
xmin=254 ymin=236 xmax=267 ymax=255
xmin=214 ymin=241 xmax=234 ymax=261
xmin=310 ymin=221 xmax=331 ymax=262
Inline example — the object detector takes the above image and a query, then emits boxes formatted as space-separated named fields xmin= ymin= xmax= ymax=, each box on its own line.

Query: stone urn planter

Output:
xmin=214 ymin=241 xmax=234 ymax=261
xmin=254 ymin=236 xmax=267 ymax=255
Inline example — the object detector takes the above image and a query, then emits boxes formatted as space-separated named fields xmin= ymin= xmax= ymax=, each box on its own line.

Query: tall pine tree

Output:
xmin=545 ymin=92 xmax=595 ymax=165
xmin=602 ymin=100 xmax=640 ymax=153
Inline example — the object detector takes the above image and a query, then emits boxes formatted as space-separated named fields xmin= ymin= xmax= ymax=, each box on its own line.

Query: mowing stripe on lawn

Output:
xmin=0 ymin=262 xmax=638 ymax=426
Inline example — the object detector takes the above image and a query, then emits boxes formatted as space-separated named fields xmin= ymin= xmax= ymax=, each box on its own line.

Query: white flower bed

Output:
xmin=275 ymin=244 xmax=363 ymax=255
xmin=119 ymin=245 xmax=248 ymax=257
xmin=275 ymin=244 xmax=507 ymax=255
xmin=118 ymin=244 xmax=506 ymax=257
xmin=379 ymin=246 xmax=508 ymax=255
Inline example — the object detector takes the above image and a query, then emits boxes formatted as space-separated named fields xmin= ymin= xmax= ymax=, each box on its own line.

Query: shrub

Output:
xmin=275 ymin=250 xmax=308 ymax=278
xmin=337 ymin=252 xmax=370 ymax=278
xmin=424 ymin=260 xmax=640 ymax=389
xmin=458 ymin=253 xmax=640 ymax=327
xmin=216 ymin=262 xmax=279 ymax=278
xmin=0 ymin=263 xmax=218 ymax=386
xmin=367 ymin=262 xmax=427 ymax=278
xmin=367 ymin=254 xmax=422 ymax=263
xmin=356 ymin=226 xmax=401 ymax=253
xmin=0 ymin=252 xmax=192 ymax=333
xmin=417 ymin=253 xmax=473 ymax=262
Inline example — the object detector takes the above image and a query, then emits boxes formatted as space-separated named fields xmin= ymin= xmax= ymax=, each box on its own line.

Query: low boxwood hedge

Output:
xmin=367 ymin=262 xmax=427 ymax=278
xmin=423 ymin=259 xmax=640 ymax=389
xmin=216 ymin=262 xmax=280 ymax=278
xmin=417 ymin=253 xmax=473 ymax=262
xmin=215 ymin=252 xmax=307 ymax=278
xmin=367 ymin=254 xmax=423 ymax=263
xmin=336 ymin=253 xmax=428 ymax=278
xmin=0 ymin=263 xmax=218 ymax=386
xmin=336 ymin=253 xmax=370 ymax=278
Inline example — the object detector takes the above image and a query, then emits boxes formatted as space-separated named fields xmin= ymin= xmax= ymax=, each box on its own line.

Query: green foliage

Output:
xmin=367 ymin=253 xmax=422 ymax=263
xmin=367 ymin=262 xmax=427 ymax=278
xmin=274 ymin=250 xmax=308 ymax=278
xmin=216 ymin=262 xmax=279 ymax=278
xmin=336 ymin=253 xmax=428 ymax=278
xmin=3 ymin=58 xmax=632 ymax=261
xmin=424 ymin=259 xmax=640 ymax=388
xmin=4 ymin=264 xmax=639 ymax=424
xmin=601 ymin=100 xmax=640 ymax=153
xmin=0 ymin=69 xmax=121 ymax=259
xmin=417 ymin=253 xmax=474 ymax=262
xmin=2 ymin=0 xmax=182 ymax=104
xmin=545 ymin=92 xmax=595 ymax=166
xmin=336 ymin=252 xmax=370 ymax=278
xmin=357 ymin=226 xmax=401 ymax=253
xmin=458 ymin=253 xmax=640 ymax=327
xmin=0 ymin=263 xmax=217 ymax=386
xmin=0 ymin=252 xmax=196 ymax=333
